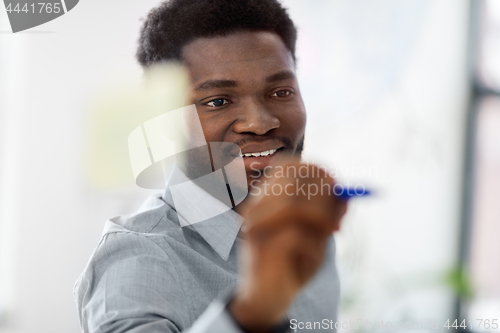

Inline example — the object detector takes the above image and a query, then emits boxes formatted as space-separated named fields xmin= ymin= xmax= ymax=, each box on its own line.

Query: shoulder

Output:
xmin=107 ymin=193 xmax=180 ymax=234
xmin=74 ymin=222 xmax=188 ymax=320
xmin=74 ymin=220 xmax=191 ymax=332
xmin=74 ymin=195 xmax=187 ymax=299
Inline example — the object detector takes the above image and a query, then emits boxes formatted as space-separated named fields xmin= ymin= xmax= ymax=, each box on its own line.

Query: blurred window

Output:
xmin=467 ymin=0 xmax=500 ymax=328
xmin=478 ymin=0 xmax=500 ymax=90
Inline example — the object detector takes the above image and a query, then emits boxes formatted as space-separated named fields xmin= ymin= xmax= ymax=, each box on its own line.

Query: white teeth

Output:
xmin=239 ymin=149 xmax=278 ymax=157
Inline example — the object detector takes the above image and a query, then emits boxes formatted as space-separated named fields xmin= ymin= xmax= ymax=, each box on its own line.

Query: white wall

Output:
xmin=0 ymin=2 xmax=161 ymax=332
xmin=0 ymin=1 xmax=471 ymax=332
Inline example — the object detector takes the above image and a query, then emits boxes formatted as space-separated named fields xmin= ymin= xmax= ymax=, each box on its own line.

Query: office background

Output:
xmin=0 ymin=0 xmax=499 ymax=332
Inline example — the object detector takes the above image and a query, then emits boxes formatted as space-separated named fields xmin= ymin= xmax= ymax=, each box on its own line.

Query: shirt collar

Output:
xmin=162 ymin=165 xmax=244 ymax=261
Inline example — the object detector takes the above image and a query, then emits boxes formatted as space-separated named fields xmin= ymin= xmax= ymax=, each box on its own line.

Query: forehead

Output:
xmin=181 ymin=31 xmax=295 ymax=84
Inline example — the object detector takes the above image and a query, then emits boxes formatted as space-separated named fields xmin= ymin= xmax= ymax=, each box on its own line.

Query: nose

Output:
xmin=232 ymin=98 xmax=280 ymax=135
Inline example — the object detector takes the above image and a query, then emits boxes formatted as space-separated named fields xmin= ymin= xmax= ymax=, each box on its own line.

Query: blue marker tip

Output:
xmin=333 ymin=186 xmax=372 ymax=201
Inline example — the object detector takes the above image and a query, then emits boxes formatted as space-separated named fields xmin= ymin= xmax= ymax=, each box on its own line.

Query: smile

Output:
xmin=239 ymin=148 xmax=279 ymax=157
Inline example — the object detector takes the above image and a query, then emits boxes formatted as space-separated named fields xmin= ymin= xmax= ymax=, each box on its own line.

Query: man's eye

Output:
xmin=271 ymin=90 xmax=291 ymax=98
xmin=205 ymin=98 xmax=230 ymax=107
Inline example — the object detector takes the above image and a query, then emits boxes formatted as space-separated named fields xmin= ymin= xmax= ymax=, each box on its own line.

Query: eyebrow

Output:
xmin=266 ymin=70 xmax=296 ymax=83
xmin=194 ymin=79 xmax=237 ymax=91
xmin=193 ymin=70 xmax=296 ymax=91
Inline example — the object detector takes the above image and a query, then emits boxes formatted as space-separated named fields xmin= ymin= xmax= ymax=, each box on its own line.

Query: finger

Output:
xmin=246 ymin=202 xmax=337 ymax=242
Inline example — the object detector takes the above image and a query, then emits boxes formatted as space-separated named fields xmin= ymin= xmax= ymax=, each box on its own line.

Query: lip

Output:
xmin=241 ymin=147 xmax=284 ymax=172
xmin=239 ymin=142 xmax=284 ymax=155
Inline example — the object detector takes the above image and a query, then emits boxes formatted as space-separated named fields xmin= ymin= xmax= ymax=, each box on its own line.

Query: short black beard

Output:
xmin=178 ymin=134 xmax=305 ymax=201
xmin=181 ymin=134 xmax=304 ymax=176
xmin=295 ymin=134 xmax=304 ymax=157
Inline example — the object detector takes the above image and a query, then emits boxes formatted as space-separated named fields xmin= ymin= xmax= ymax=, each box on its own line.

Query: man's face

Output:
xmin=181 ymin=31 xmax=306 ymax=185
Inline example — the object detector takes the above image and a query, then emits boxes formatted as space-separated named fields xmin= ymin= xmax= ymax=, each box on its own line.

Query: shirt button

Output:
xmin=241 ymin=224 xmax=248 ymax=233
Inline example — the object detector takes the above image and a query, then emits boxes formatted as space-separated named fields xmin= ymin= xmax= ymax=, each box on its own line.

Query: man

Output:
xmin=75 ymin=0 xmax=347 ymax=332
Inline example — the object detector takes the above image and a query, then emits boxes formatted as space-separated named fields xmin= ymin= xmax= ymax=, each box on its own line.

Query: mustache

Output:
xmin=204 ymin=135 xmax=303 ymax=172
xmin=228 ymin=136 xmax=293 ymax=155
xmin=235 ymin=136 xmax=292 ymax=149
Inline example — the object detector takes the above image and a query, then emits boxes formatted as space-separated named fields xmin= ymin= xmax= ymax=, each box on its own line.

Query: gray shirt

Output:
xmin=74 ymin=180 xmax=340 ymax=333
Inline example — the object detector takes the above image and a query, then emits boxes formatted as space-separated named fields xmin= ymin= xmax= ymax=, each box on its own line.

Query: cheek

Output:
xmin=297 ymin=109 xmax=307 ymax=132
xmin=282 ymin=106 xmax=307 ymax=139
xmin=197 ymin=112 xmax=233 ymax=143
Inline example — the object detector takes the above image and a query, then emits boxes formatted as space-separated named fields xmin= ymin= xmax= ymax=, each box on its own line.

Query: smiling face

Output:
xmin=181 ymin=31 xmax=306 ymax=185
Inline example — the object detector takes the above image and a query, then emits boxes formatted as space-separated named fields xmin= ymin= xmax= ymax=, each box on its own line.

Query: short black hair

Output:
xmin=136 ymin=0 xmax=297 ymax=67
